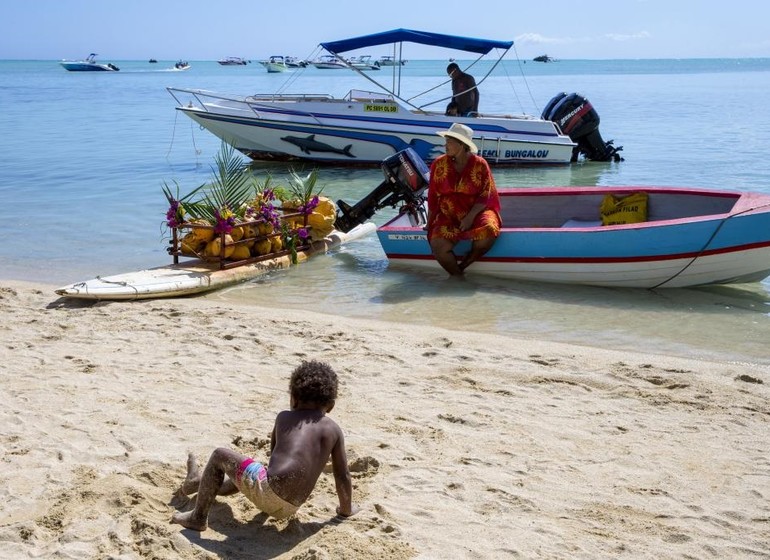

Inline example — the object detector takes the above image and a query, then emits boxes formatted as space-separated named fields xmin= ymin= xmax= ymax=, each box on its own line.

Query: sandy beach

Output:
xmin=1 ymin=279 xmax=768 ymax=559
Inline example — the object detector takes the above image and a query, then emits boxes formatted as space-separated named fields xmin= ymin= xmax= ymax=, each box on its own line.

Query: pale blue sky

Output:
xmin=3 ymin=0 xmax=769 ymax=60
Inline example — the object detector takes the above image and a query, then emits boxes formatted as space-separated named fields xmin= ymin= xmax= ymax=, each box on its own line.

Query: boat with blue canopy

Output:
xmin=168 ymin=29 xmax=622 ymax=166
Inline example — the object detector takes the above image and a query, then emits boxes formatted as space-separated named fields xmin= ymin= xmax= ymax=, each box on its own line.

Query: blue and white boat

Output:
xmin=167 ymin=29 xmax=622 ymax=167
xmin=60 ymin=53 xmax=119 ymax=72
xmin=377 ymin=185 xmax=770 ymax=288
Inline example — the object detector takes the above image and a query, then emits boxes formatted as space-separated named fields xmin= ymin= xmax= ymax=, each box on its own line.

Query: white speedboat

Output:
xmin=284 ymin=56 xmax=307 ymax=68
xmin=217 ymin=56 xmax=248 ymax=65
xmin=347 ymin=55 xmax=380 ymax=70
xmin=375 ymin=55 xmax=406 ymax=66
xmin=259 ymin=55 xmax=289 ymax=73
xmin=60 ymin=53 xmax=119 ymax=72
xmin=167 ymin=29 xmax=623 ymax=166
xmin=310 ymin=55 xmax=348 ymax=69
xmin=173 ymin=60 xmax=191 ymax=71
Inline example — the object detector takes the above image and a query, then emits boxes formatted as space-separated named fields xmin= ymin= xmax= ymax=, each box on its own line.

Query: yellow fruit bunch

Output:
xmin=179 ymin=217 xmax=286 ymax=262
xmin=282 ymin=196 xmax=337 ymax=240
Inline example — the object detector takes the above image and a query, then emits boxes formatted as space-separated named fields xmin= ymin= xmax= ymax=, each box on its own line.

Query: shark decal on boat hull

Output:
xmin=281 ymin=134 xmax=355 ymax=158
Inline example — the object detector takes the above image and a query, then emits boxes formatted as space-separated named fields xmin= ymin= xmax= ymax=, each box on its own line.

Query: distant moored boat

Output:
xmin=218 ymin=56 xmax=248 ymax=65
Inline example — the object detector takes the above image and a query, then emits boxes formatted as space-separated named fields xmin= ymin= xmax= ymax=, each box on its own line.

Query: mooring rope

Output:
xmin=651 ymin=201 xmax=770 ymax=289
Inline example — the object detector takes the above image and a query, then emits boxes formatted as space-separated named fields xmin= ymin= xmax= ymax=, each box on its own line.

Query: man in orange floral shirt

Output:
xmin=426 ymin=123 xmax=501 ymax=276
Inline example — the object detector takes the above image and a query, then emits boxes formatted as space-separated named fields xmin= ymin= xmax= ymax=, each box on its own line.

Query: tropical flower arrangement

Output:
xmin=162 ymin=143 xmax=336 ymax=265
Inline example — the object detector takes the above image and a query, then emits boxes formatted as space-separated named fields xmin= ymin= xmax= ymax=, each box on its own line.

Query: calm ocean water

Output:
xmin=2 ymin=58 xmax=770 ymax=365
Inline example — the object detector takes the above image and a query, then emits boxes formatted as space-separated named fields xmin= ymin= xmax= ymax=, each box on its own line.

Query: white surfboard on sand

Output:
xmin=55 ymin=223 xmax=375 ymax=301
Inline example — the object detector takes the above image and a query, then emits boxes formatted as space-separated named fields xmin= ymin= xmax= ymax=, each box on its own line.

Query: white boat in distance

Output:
xmin=376 ymin=55 xmax=406 ymax=66
xmin=167 ymin=29 xmax=623 ymax=166
xmin=218 ymin=56 xmax=248 ymax=65
xmin=284 ymin=56 xmax=307 ymax=68
xmin=310 ymin=54 xmax=348 ymax=69
xmin=347 ymin=54 xmax=380 ymax=70
xmin=60 ymin=53 xmax=119 ymax=72
xmin=259 ymin=55 xmax=289 ymax=72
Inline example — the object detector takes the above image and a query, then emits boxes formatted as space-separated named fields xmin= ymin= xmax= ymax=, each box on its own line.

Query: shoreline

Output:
xmin=2 ymin=279 xmax=768 ymax=558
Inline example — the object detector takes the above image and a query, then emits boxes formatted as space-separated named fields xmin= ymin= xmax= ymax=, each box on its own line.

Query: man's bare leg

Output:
xmin=430 ymin=237 xmax=463 ymax=276
xmin=171 ymin=448 xmax=244 ymax=531
xmin=459 ymin=238 xmax=495 ymax=271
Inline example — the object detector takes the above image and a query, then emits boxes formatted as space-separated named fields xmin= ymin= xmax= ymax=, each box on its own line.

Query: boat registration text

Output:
xmin=481 ymin=149 xmax=550 ymax=159
xmin=364 ymin=104 xmax=398 ymax=113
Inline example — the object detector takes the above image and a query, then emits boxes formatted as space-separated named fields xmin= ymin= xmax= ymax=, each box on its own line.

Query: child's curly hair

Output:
xmin=289 ymin=360 xmax=338 ymax=407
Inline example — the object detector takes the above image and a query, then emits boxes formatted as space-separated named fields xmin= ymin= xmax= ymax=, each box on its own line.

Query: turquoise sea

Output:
xmin=2 ymin=58 xmax=770 ymax=365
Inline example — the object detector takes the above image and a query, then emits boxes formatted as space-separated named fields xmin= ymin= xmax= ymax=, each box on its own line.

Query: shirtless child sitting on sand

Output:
xmin=171 ymin=359 xmax=360 ymax=531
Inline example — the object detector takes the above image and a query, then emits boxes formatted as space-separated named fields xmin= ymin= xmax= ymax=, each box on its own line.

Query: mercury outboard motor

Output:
xmin=542 ymin=92 xmax=623 ymax=162
xmin=335 ymin=148 xmax=430 ymax=233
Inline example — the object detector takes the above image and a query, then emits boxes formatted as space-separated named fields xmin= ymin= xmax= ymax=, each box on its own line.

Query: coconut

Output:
xmin=230 ymin=225 xmax=245 ymax=242
xmin=229 ymin=244 xmax=252 ymax=261
xmin=241 ymin=224 xmax=258 ymax=239
xmin=205 ymin=234 xmax=235 ymax=259
xmin=257 ymin=222 xmax=274 ymax=236
xmin=186 ymin=219 xmax=215 ymax=244
xmin=252 ymin=238 xmax=272 ymax=256
xmin=270 ymin=236 xmax=283 ymax=252
xmin=179 ymin=232 xmax=205 ymax=256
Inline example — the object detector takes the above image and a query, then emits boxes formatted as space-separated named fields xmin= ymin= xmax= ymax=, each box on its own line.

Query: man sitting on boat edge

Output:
xmin=427 ymin=123 xmax=501 ymax=276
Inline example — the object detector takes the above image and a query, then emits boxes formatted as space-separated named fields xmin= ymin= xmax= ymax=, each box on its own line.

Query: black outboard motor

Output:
xmin=335 ymin=148 xmax=430 ymax=233
xmin=542 ymin=92 xmax=623 ymax=162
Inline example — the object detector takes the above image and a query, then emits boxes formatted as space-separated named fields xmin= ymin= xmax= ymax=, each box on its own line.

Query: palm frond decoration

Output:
xmin=182 ymin=143 xmax=258 ymax=223
xmin=285 ymin=169 xmax=324 ymax=207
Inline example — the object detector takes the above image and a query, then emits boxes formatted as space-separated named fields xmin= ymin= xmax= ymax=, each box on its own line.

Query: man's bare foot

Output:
xmin=336 ymin=504 xmax=361 ymax=518
xmin=178 ymin=453 xmax=201 ymax=496
xmin=171 ymin=510 xmax=207 ymax=532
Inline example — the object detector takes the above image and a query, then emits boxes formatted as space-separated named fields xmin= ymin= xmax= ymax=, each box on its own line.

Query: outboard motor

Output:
xmin=542 ymin=92 xmax=623 ymax=162
xmin=335 ymin=148 xmax=430 ymax=233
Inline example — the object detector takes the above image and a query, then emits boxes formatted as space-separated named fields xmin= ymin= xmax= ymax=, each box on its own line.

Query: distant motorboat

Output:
xmin=311 ymin=55 xmax=348 ymax=69
xmin=258 ymin=55 xmax=289 ymax=73
xmin=149 ymin=58 xmax=158 ymax=63
xmin=375 ymin=55 xmax=406 ymax=66
xmin=218 ymin=56 xmax=248 ymax=65
xmin=533 ymin=54 xmax=556 ymax=63
xmin=174 ymin=60 xmax=191 ymax=71
xmin=60 ymin=53 xmax=119 ymax=72
xmin=284 ymin=56 xmax=307 ymax=68
xmin=347 ymin=55 xmax=380 ymax=71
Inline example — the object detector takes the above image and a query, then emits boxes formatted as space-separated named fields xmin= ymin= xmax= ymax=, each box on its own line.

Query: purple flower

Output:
xmin=213 ymin=209 xmax=235 ymax=234
xmin=260 ymin=203 xmax=281 ymax=230
xmin=297 ymin=227 xmax=309 ymax=240
xmin=298 ymin=195 xmax=320 ymax=216
xmin=166 ymin=200 xmax=181 ymax=228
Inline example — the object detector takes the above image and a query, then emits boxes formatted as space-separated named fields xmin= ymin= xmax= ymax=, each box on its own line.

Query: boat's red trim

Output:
xmin=385 ymin=239 xmax=770 ymax=265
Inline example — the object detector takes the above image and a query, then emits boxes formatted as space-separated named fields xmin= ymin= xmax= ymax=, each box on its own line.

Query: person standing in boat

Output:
xmin=427 ymin=123 xmax=501 ymax=276
xmin=446 ymin=62 xmax=479 ymax=117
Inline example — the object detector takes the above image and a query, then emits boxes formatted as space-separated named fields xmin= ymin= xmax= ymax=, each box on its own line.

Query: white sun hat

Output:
xmin=436 ymin=123 xmax=478 ymax=153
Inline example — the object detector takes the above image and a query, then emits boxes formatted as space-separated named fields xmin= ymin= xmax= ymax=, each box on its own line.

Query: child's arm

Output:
xmin=331 ymin=430 xmax=359 ymax=517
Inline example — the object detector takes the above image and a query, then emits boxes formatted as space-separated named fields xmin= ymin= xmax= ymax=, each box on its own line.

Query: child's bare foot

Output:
xmin=170 ymin=510 xmax=207 ymax=531
xmin=178 ymin=453 xmax=201 ymax=496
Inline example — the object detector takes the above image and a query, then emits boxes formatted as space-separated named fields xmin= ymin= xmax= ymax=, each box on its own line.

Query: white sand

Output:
xmin=1 ymin=280 xmax=768 ymax=559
